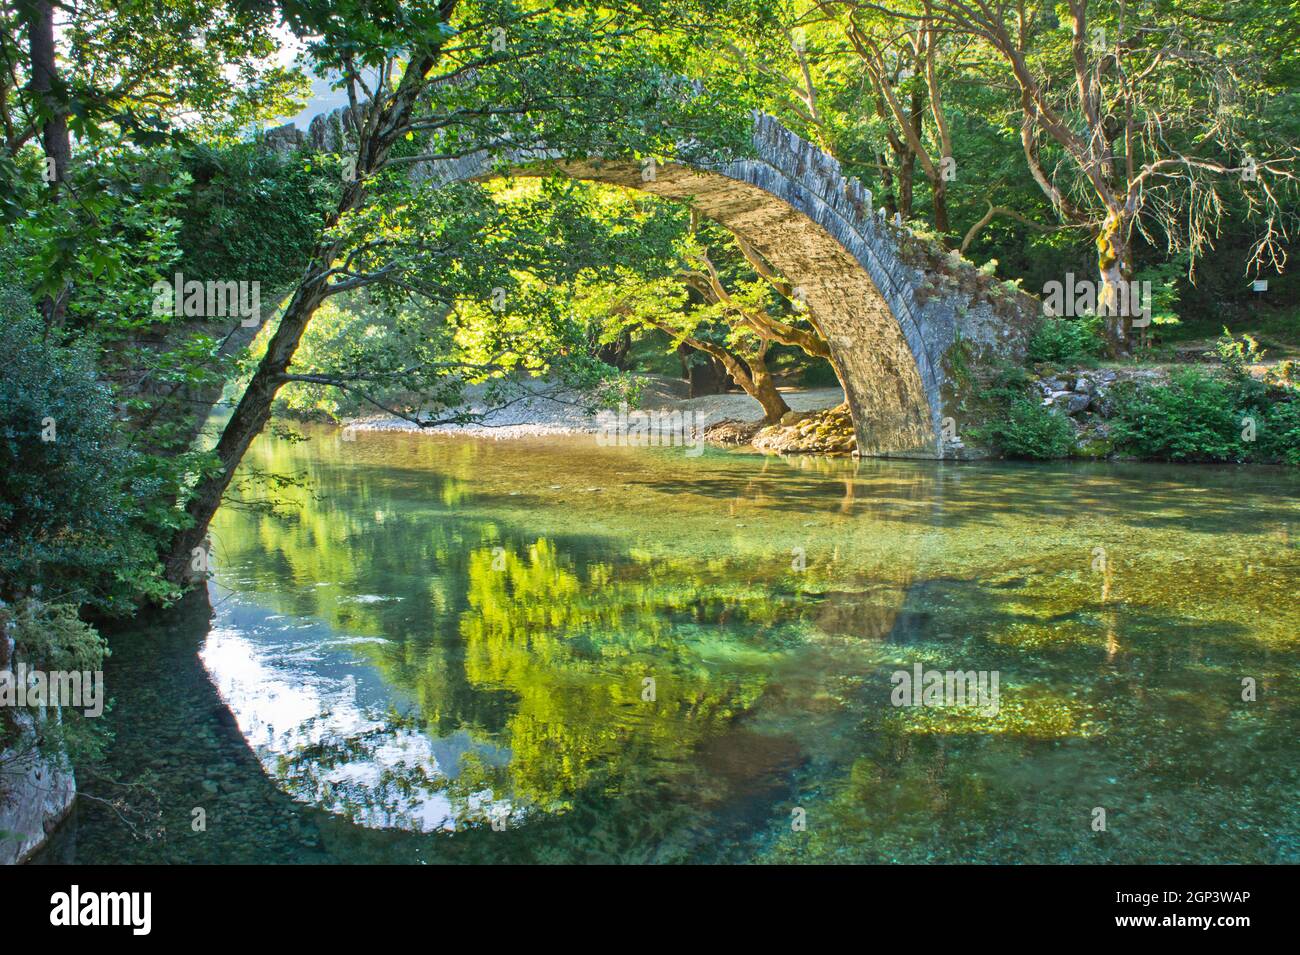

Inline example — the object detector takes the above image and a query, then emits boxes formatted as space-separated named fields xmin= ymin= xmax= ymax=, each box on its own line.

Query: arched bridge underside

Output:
xmin=302 ymin=110 xmax=1040 ymax=457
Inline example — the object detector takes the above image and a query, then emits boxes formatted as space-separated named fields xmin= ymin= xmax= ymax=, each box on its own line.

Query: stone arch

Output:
xmin=247 ymin=107 xmax=1044 ymax=457
xmin=407 ymin=112 xmax=1040 ymax=457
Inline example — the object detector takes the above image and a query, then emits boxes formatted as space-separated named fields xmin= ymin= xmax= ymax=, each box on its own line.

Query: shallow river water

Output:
xmin=40 ymin=426 xmax=1300 ymax=863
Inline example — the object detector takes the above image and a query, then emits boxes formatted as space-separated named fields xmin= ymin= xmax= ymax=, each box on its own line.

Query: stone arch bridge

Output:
xmin=271 ymin=109 xmax=1041 ymax=457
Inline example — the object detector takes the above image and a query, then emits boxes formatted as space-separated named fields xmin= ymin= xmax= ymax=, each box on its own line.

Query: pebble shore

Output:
xmin=345 ymin=377 xmax=845 ymax=441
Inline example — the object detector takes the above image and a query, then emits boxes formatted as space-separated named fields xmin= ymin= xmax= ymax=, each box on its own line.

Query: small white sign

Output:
xmin=1252 ymin=279 xmax=1268 ymax=292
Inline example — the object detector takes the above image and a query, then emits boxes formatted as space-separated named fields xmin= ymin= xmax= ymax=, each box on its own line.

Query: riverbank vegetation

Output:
xmin=969 ymin=323 xmax=1300 ymax=462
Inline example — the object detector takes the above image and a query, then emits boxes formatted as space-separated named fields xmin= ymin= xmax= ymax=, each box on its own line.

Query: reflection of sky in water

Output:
xmin=200 ymin=586 xmax=511 ymax=832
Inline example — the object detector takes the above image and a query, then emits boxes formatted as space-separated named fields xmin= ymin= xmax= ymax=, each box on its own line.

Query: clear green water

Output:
xmin=42 ymin=427 xmax=1300 ymax=863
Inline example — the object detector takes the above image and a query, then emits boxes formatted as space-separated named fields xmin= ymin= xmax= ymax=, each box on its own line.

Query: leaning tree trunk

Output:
xmin=163 ymin=280 xmax=329 ymax=583
xmin=162 ymin=42 xmax=444 ymax=585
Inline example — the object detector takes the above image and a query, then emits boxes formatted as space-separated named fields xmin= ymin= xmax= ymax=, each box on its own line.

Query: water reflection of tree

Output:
xmin=749 ymin=561 xmax=1300 ymax=865
xmin=208 ymin=432 xmax=944 ymax=839
xmin=453 ymin=538 xmax=780 ymax=810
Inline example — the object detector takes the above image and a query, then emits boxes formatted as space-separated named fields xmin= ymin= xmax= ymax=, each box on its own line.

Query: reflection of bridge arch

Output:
xmin=385 ymin=112 xmax=1040 ymax=458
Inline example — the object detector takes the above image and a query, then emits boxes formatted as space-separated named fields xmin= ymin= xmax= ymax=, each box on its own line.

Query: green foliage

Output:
xmin=1135 ymin=258 xmax=1184 ymax=329
xmin=796 ymin=357 xmax=842 ymax=388
xmin=1108 ymin=369 xmax=1300 ymax=465
xmin=974 ymin=396 xmax=1075 ymax=460
xmin=0 ymin=0 xmax=1295 ymax=630
xmin=967 ymin=367 xmax=1075 ymax=460
xmin=271 ymin=177 xmax=684 ymax=423
xmin=3 ymin=599 xmax=109 ymax=676
xmin=2 ymin=150 xmax=190 ymax=330
xmin=1254 ymin=398 xmax=1300 ymax=466
xmin=0 ymin=313 xmax=173 ymax=609
xmin=178 ymin=143 xmax=337 ymax=293
xmin=1210 ymin=329 xmax=1267 ymax=378
xmin=0 ymin=599 xmax=112 ymax=770
xmin=1028 ymin=316 xmax=1105 ymax=365
xmin=6 ymin=0 xmax=306 ymax=147
xmin=1108 ymin=371 xmax=1243 ymax=462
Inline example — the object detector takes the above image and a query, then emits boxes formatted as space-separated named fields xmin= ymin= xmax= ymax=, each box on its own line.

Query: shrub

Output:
xmin=1029 ymin=316 xmax=1106 ymax=365
xmin=1108 ymin=367 xmax=1300 ymax=465
xmin=4 ymin=599 xmax=109 ymax=673
xmin=974 ymin=396 xmax=1076 ymax=460
xmin=1210 ymin=329 xmax=1266 ymax=378
xmin=966 ymin=368 xmax=1075 ymax=459
xmin=1109 ymin=370 xmax=1246 ymax=462
xmin=0 ymin=599 xmax=111 ymax=770
xmin=1254 ymin=397 xmax=1300 ymax=466
xmin=0 ymin=311 xmax=170 ymax=609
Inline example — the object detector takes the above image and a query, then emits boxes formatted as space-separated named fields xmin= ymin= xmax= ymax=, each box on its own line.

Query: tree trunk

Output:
xmin=24 ymin=0 xmax=71 ymax=326
xmin=897 ymin=155 xmax=915 ymax=220
xmin=932 ymin=176 xmax=950 ymax=236
xmin=902 ymin=78 xmax=924 ymax=221
xmin=879 ymin=151 xmax=897 ymax=219
xmin=164 ymin=281 xmax=329 ymax=583
xmin=159 ymin=50 xmax=444 ymax=582
xmin=656 ymin=323 xmax=790 ymax=425
xmin=1096 ymin=214 xmax=1133 ymax=357
xmin=162 ymin=41 xmax=444 ymax=584
xmin=710 ymin=347 xmax=788 ymax=425
xmin=747 ymin=359 xmax=790 ymax=424
xmin=24 ymin=1 xmax=70 ymax=188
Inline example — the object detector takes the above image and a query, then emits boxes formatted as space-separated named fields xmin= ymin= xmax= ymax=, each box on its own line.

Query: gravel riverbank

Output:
xmin=346 ymin=376 xmax=845 ymax=440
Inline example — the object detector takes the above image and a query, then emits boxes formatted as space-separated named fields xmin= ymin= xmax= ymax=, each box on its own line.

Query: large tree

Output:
xmin=849 ymin=0 xmax=1297 ymax=353
xmin=161 ymin=0 xmax=758 ymax=582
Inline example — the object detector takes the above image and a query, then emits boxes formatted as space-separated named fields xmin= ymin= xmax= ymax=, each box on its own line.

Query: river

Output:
xmin=37 ymin=426 xmax=1300 ymax=863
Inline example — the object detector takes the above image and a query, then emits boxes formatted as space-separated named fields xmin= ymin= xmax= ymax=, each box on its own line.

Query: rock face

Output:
xmin=0 ymin=733 xmax=76 ymax=865
xmin=703 ymin=419 xmax=764 ymax=446
xmin=1030 ymin=365 xmax=1174 ymax=458
xmin=0 ymin=628 xmax=76 ymax=865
